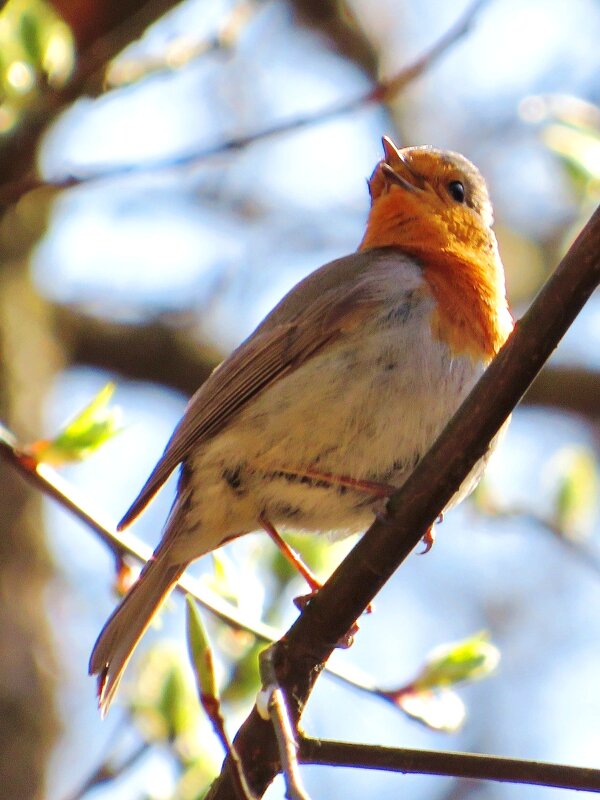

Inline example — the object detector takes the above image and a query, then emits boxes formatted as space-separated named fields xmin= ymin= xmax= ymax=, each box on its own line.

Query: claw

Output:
xmin=419 ymin=526 xmax=435 ymax=555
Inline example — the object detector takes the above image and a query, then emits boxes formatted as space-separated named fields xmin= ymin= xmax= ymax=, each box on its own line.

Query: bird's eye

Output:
xmin=448 ymin=180 xmax=465 ymax=203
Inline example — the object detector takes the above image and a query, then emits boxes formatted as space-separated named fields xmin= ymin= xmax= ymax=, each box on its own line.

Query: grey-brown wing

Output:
xmin=118 ymin=249 xmax=398 ymax=529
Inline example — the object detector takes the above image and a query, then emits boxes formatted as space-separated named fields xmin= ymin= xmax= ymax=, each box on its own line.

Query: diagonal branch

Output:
xmin=206 ymin=204 xmax=600 ymax=798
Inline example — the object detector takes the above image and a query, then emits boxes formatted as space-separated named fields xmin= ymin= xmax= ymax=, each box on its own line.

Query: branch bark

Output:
xmin=299 ymin=738 xmax=600 ymax=793
xmin=205 ymin=205 xmax=600 ymax=798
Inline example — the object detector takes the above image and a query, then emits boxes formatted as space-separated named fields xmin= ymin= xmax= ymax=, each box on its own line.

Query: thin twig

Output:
xmin=203 ymin=692 xmax=257 ymax=800
xmin=299 ymin=738 xmax=600 ymax=793
xmin=61 ymin=738 xmax=150 ymax=800
xmin=473 ymin=502 xmax=600 ymax=579
xmin=269 ymin=689 xmax=310 ymax=800
xmin=0 ymin=421 xmax=277 ymax=639
xmin=260 ymin=648 xmax=311 ymax=800
xmin=0 ymin=0 xmax=489 ymax=203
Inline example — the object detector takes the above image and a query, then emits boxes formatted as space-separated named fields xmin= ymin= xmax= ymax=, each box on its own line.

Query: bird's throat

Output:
xmin=359 ymin=203 xmax=513 ymax=361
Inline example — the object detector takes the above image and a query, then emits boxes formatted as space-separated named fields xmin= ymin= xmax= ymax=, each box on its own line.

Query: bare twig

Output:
xmin=378 ymin=0 xmax=490 ymax=101
xmin=259 ymin=648 xmax=310 ymax=800
xmin=61 ymin=731 xmax=149 ymax=800
xmin=0 ymin=0 xmax=489 ymax=204
xmin=479 ymin=504 xmax=600 ymax=579
xmin=299 ymin=738 xmax=600 ymax=793
xmin=269 ymin=688 xmax=310 ymax=800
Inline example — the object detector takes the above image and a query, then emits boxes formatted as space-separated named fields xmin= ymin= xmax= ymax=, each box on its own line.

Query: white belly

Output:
xmin=178 ymin=286 xmax=486 ymax=555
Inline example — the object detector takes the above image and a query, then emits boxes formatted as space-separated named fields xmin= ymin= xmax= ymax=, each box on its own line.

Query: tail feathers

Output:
xmin=89 ymin=555 xmax=184 ymax=717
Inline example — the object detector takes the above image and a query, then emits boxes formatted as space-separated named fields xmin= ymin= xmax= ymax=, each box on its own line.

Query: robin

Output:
xmin=90 ymin=137 xmax=513 ymax=714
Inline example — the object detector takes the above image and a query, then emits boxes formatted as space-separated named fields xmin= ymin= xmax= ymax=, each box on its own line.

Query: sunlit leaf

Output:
xmin=412 ymin=631 xmax=500 ymax=692
xmin=393 ymin=688 xmax=466 ymax=732
xmin=19 ymin=11 xmax=43 ymax=66
xmin=552 ymin=447 xmax=598 ymax=540
xmin=27 ymin=383 xmax=122 ymax=465
xmin=381 ymin=632 xmax=499 ymax=731
xmin=0 ymin=0 xmax=74 ymax=124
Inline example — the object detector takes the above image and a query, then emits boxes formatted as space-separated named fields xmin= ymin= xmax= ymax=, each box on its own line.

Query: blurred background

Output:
xmin=1 ymin=0 xmax=600 ymax=798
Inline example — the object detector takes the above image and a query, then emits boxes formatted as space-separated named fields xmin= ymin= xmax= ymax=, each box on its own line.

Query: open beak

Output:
xmin=380 ymin=135 xmax=425 ymax=194
xmin=380 ymin=162 xmax=419 ymax=194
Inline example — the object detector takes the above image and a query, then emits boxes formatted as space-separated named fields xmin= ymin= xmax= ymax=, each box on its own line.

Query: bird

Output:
xmin=90 ymin=136 xmax=513 ymax=715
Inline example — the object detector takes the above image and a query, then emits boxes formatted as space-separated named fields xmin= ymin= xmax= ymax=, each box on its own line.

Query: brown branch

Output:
xmin=0 ymin=0 xmax=489 ymax=204
xmin=526 ymin=364 xmax=600 ymax=418
xmin=299 ymin=738 xmax=600 ymax=793
xmin=53 ymin=305 xmax=218 ymax=394
xmin=205 ymin=204 xmax=600 ymax=798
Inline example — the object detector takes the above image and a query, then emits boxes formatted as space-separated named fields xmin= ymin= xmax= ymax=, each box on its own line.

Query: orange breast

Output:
xmin=421 ymin=249 xmax=513 ymax=362
xmin=359 ymin=181 xmax=513 ymax=361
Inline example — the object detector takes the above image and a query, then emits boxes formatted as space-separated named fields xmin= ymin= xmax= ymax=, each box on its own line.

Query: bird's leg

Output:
xmin=258 ymin=513 xmax=371 ymax=649
xmin=259 ymin=515 xmax=358 ymax=639
xmin=259 ymin=514 xmax=322 ymax=593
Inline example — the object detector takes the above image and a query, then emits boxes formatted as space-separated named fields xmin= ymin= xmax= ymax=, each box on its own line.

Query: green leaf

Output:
xmin=29 ymin=382 xmax=122 ymax=464
xmin=552 ymin=447 xmax=598 ymax=540
xmin=186 ymin=595 xmax=218 ymax=701
xmin=19 ymin=11 xmax=42 ymax=66
xmin=412 ymin=631 xmax=500 ymax=692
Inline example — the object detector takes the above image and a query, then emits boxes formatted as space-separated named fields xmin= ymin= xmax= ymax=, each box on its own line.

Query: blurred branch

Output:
xmin=53 ymin=303 xmax=600 ymax=419
xmin=525 ymin=364 xmax=600 ymax=418
xmin=105 ymin=1 xmax=262 ymax=88
xmin=62 ymin=740 xmax=150 ymax=800
xmin=50 ymin=0 xmax=181 ymax=56
xmin=0 ymin=0 xmax=490 ymax=204
xmin=53 ymin=304 xmax=218 ymax=394
xmin=478 ymin=504 xmax=600 ymax=579
xmin=206 ymin=203 xmax=600 ymax=798
xmin=290 ymin=0 xmax=379 ymax=76
xmin=0 ymin=0 xmax=182 ymax=195
xmin=299 ymin=738 xmax=600 ymax=793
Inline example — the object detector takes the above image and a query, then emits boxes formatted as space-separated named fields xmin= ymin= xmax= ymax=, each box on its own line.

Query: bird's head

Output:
xmin=360 ymin=137 xmax=496 ymax=259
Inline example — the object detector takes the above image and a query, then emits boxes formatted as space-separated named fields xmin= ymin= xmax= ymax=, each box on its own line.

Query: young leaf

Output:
xmin=27 ymin=382 xmax=122 ymax=465
xmin=412 ymin=631 xmax=500 ymax=692
xmin=186 ymin=595 xmax=218 ymax=702
xmin=382 ymin=632 xmax=500 ymax=731
xmin=552 ymin=447 xmax=598 ymax=540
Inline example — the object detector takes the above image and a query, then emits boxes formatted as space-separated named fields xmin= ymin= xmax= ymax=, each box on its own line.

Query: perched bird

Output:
xmin=90 ymin=137 xmax=513 ymax=714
